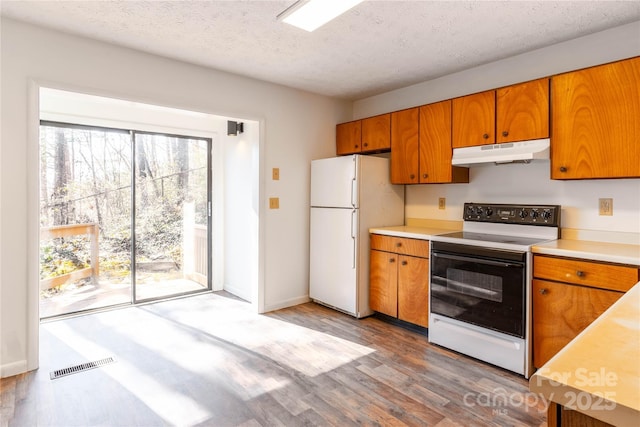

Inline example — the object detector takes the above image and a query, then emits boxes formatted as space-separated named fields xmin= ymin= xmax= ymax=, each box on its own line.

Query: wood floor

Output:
xmin=1 ymin=292 xmax=547 ymax=426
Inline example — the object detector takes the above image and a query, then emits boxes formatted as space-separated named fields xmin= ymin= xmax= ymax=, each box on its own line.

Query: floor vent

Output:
xmin=50 ymin=357 xmax=116 ymax=380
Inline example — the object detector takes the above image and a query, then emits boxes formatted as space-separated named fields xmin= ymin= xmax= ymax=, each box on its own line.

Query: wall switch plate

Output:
xmin=599 ymin=198 xmax=613 ymax=216
xmin=438 ymin=197 xmax=446 ymax=210
xmin=272 ymin=168 xmax=280 ymax=180
xmin=269 ymin=197 xmax=279 ymax=209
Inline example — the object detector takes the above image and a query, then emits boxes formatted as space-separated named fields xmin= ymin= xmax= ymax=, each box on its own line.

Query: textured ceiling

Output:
xmin=2 ymin=1 xmax=639 ymax=100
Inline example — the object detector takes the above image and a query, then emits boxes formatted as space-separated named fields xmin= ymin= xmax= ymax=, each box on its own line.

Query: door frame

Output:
xmin=26 ymin=80 xmax=266 ymax=373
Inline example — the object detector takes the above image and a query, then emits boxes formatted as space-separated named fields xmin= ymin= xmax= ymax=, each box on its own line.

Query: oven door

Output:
xmin=430 ymin=242 xmax=526 ymax=338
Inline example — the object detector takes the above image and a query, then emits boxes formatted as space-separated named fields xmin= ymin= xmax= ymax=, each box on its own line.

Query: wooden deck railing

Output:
xmin=40 ymin=223 xmax=99 ymax=290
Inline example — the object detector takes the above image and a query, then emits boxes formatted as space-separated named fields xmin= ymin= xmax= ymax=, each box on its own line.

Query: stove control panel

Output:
xmin=463 ymin=203 xmax=561 ymax=226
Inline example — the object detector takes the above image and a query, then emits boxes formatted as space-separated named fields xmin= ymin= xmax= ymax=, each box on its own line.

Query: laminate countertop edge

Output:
xmin=532 ymin=240 xmax=640 ymax=266
xmin=529 ymin=282 xmax=640 ymax=427
xmin=368 ymin=226 xmax=457 ymax=240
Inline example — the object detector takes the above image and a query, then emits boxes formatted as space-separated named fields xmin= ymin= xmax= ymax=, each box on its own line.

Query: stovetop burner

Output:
xmin=431 ymin=203 xmax=561 ymax=251
xmin=438 ymin=231 xmax=551 ymax=247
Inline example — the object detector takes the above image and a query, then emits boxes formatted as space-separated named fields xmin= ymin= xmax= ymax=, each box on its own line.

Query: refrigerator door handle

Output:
xmin=351 ymin=156 xmax=358 ymax=207
xmin=351 ymin=177 xmax=357 ymax=207
xmin=351 ymin=209 xmax=357 ymax=268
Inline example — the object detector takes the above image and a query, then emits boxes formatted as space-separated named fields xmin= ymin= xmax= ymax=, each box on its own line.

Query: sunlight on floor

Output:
xmin=47 ymin=322 xmax=213 ymax=426
xmin=43 ymin=292 xmax=376 ymax=419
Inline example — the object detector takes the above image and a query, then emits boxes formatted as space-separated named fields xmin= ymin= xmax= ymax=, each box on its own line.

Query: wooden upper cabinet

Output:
xmin=551 ymin=57 xmax=640 ymax=179
xmin=419 ymin=100 xmax=469 ymax=184
xmin=391 ymin=107 xmax=419 ymax=184
xmin=336 ymin=120 xmax=361 ymax=155
xmin=496 ymin=78 xmax=549 ymax=143
xmin=336 ymin=114 xmax=390 ymax=156
xmin=361 ymin=114 xmax=391 ymax=152
xmin=452 ymin=90 xmax=495 ymax=148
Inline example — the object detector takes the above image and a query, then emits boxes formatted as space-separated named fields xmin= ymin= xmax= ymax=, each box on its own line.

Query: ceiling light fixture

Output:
xmin=277 ymin=0 xmax=364 ymax=32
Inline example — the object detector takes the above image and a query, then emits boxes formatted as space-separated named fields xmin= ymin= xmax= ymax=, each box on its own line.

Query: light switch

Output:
xmin=438 ymin=198 xmax=446 ymax=210
xmin=599 ymin=198 xmax=613 ymax=216
xmin=272 ymin=168 xmax=280 ymax=180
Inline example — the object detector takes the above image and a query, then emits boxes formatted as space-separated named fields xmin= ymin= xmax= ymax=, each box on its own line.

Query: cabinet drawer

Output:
xmin=533 ymin=255 xmax=639 ymax=292
xmin=370 ymin=234 xmax=429 ymax=258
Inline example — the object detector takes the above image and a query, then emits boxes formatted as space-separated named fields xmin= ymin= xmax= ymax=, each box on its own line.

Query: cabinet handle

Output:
xmin=354 ymin=144 xmax=359 ymax=149
xmin=363 ymin=142 xmax=369 ymax=147
xmin=422 ymin=173 xmax=428 ymax=179
xmin=401 ymin=260 xmax=408 ymax=266
xmin=396 ymin=242 xmax=402 ymax=247
xmin=389 ymin=258 xmax=396 ymax=263
xmin=576 ymin=270 xmax=585 ymax=277
xmin=410 ymin=174 xmax=415 ymax=179
xmin=539 ymin=288 xmax=548 ymax=295
xmin=502 ymin=131 xmax=509 ymax=137
xmin=482 ymin=133 xmax=489 ymax=139
xmin=559 ymin=166 xmax=567 ymax=172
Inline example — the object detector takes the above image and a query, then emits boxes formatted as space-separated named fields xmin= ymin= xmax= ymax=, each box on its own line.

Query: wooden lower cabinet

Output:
xmin=369 ymin=235 xmax=429 ymax=328
xmin=532 ymin=254 xmax=639 ymax=368
xmin=397 ymin=255 xmax=430 ymax=327
xmin=532 ymin=279 xmax=623 ymax=368
xmin=547 ymin=403 xmax=614 ymax=427
xmin=369 ymin=249 xmax=398 ymax=317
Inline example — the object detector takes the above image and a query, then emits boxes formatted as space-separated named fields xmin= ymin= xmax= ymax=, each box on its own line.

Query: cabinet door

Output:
xmin=532 ymin=279 xmax=623 ymax=368
xmin=391 ymin=107 xmax=419 ymax=184
xmin=397 ymin=255 xmax=429 ymax=327
xmin=452 ymin=90 xmax=495 ymax=148
xmin=361 ymin=114 xmax=390 ymax=152
xmin=370 ymin=250 xmax=398 ymax=317
xmin=419 ymin=100 xmax=469 ymax=184
xmin=551 ymin=57 xmax=640 ymax=179
xmin=336 ymin=120 xmax=361 ymax=155
xmin=496 ymin=78 xmax=549 ymax=143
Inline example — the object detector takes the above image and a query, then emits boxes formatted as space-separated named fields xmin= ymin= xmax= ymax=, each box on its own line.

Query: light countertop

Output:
xmin=533 ymin=239 xmax=640 ymax=266
xmin=368 ymin=225 xmax=457 ymax=240
xmin=530 ymin=281 xmax=640 ymax=426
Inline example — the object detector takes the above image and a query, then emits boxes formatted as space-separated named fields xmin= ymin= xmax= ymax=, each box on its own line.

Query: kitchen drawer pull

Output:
xmin=576 ymin=270 xmax=585 ymax=277
xmin=389 ymin=258 xmax=395 ymax=263
xmin=559 ymin=166 xmax=567 ymax=172
xmin=401 ymin=260 xmax=408 ymax=266
xmin=396 ymin=242 xmax=402 ymax=247
xmin=539 ymin=288 xmax=548 ymax=295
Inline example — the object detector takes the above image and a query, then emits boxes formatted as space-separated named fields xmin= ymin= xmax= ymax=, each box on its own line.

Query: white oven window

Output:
xmin=445 ymin=268 xmax=503 ymax=302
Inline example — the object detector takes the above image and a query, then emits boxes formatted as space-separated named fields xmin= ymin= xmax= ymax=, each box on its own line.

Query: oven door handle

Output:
xmin=431 ymin=252 xmax=523 ymax=268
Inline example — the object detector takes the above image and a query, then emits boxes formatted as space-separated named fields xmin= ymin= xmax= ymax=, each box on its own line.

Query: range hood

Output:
xmin=452 ymin=139 xmax=550 ymax=166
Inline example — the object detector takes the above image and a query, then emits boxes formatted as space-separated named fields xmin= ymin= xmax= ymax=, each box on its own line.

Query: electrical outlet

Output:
xmin=438 ymin=197 xmax=446 ymax=210
xmin=272 ymin=168 xmax=280 ymax=180
xmin=269 ymin=197 xmax=279 ymax=209
xmin=599 ymin=198 xmax=613 ymax=216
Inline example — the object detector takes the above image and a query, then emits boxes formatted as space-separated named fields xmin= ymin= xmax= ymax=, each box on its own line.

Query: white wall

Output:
xmin=354 ymin=21 xmax=640 ymax=238
xmin=0 ymin=18 xmax=350 ymax=377
xmin=221 ymin=120 xmax=259 ymax=302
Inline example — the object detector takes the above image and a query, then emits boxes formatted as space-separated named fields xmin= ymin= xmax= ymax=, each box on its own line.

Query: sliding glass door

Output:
xmin=133 ymin=133 xmax=211 ymax=302
xmin=39 ymin=122 xmax=211 ymax=318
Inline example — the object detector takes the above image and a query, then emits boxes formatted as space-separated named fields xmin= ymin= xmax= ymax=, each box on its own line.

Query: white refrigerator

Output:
xmin=309 ymin=155 xmax=405 ymax=318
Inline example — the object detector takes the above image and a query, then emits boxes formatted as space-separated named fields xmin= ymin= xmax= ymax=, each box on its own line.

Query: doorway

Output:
xmin=39 ymin=122 xmax=212 ymax=318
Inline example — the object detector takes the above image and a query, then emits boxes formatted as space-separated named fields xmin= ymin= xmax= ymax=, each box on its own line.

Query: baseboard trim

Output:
xmin=263 ymin=296 xmax=311 ymax=313
xmin=223 ymin=284 xmax=252 ymax=303
xmin=1 ymin=360 xmax=28 ymax=378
